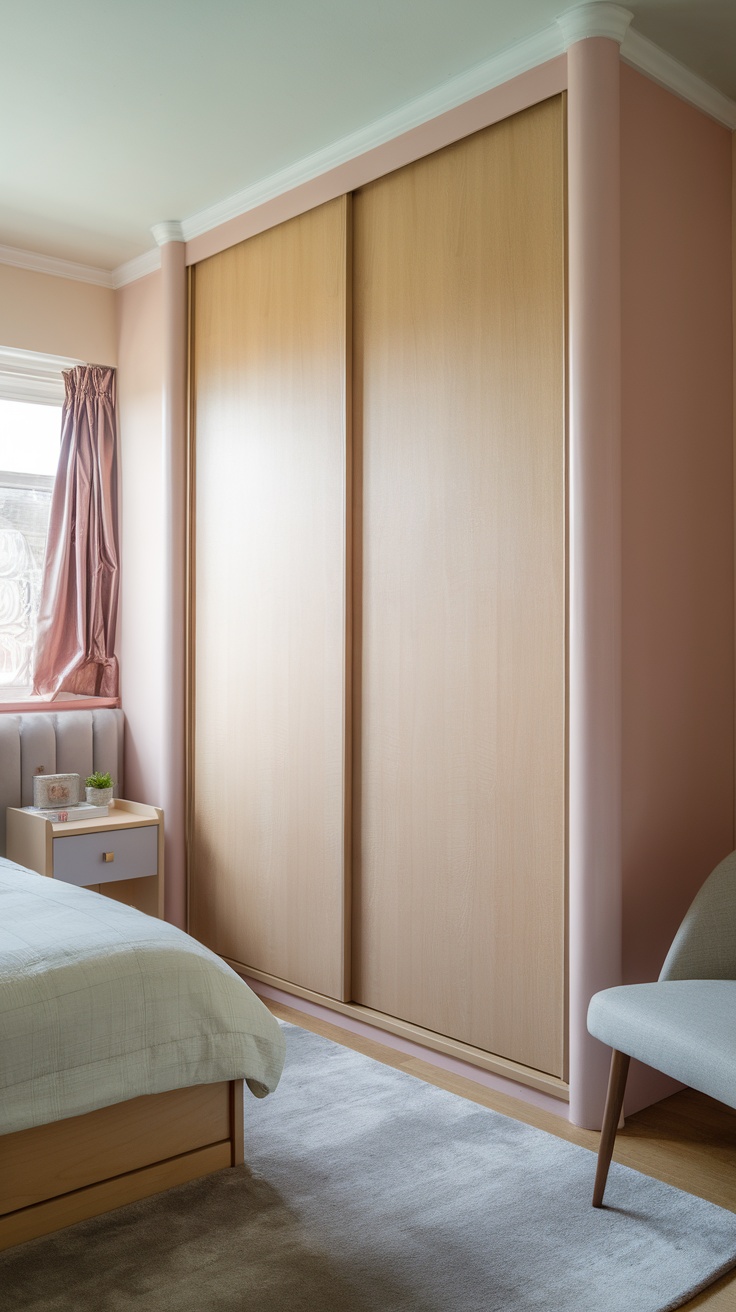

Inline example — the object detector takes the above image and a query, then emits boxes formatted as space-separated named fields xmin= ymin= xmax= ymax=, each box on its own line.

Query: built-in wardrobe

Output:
xmin=188 ymin=94 xmax=567 ymax=1097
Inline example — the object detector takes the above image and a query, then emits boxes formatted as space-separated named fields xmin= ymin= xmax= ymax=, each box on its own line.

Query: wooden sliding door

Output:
xmin=189 ymin=196 xmax=351 ymax=1000
xmin=189 ymin=97 xmax=567 ymax=1079
xmin=351 ymin=98 xmax=566 ymax=1075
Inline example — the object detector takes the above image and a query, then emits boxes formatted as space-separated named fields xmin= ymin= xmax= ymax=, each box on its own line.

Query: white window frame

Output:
xmin=0 ymin=345 xmax=82 ymax=407
xmin=0 ymin=346 xmax=82 ymax=700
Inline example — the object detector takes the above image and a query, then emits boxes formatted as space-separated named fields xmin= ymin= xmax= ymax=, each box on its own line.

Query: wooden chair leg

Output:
xmin=592 ymin=1049 xmax=630 ymax=1208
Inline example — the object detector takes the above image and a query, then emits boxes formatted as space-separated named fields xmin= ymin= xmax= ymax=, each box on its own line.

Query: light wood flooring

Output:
xmin=267 ymin=1000 xmax=736 ymax=1310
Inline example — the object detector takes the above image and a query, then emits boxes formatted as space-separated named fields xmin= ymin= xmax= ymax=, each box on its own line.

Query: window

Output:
xmin=0 ymin=348 xmax=80 ymax=699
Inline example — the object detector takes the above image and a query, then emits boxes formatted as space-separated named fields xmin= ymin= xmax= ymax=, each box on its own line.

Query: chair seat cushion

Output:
xmin=588 ymin=980 xmax=736 ymax=1109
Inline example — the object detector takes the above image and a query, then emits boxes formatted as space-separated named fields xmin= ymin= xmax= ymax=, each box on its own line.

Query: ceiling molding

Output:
xmin=111 ymin=247 xmax=162 ymax=289
xmin=7 ymin=6 xmax=734 ymax=290
xmin=179 ymin=5 xmax=735 ymax=248
xmin=0 ymin=243 xmax=113 ymax=288
xmin=557 ymin=3 xmax=633 ymax=46
xmin=621 ymin=28 xmax=736 ymax=129
xmin=151 ymin=220 xmax=185 ymax=246
xmin=180 ymin=19 xmax=567 ymax=242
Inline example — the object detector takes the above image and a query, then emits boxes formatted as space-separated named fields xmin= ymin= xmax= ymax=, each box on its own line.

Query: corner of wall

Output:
xmin=115 ymin=271 xmax=166 ymax=817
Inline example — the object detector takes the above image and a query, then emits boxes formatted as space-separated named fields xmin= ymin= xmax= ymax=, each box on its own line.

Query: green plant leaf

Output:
xmin=85 ymin=772 xmax=113 ymax=790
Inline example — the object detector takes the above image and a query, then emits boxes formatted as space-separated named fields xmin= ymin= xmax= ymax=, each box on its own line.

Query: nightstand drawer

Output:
xmin=53 ymin=826 xmax=159 ymax=888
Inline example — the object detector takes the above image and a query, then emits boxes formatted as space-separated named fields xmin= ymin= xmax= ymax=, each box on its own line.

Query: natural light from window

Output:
xmin=0 ymin=397 xmax=61 ymax=695
xmin=0 ymin=398 xmax=61 ymax=475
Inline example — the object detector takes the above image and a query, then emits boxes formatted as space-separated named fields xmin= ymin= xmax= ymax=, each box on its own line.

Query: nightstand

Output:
xmin=6 ymin=800 xmax=164 ymax=918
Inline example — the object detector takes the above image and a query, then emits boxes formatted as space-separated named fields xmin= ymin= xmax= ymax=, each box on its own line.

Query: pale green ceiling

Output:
xmin=1 ymin=0 xmax=733 ymax=270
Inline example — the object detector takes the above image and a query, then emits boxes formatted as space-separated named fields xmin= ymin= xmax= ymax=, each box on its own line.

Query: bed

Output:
xmin=0 ymin=858 xmax=286 ymax=1250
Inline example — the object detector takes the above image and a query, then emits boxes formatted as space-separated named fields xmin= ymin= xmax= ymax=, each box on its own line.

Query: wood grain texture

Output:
xmin=190 ymin=196 xmax=351 ymax=1000
xmin=593 ymin=1050 xmax=631 ymax=1206
xmin=0 ymin=1142 xmax=231 ymax=1252
xmin=352 ymin=96 xmax=567 ymax=1076
xmin=237 ymin=961 xmax=568 ymax=1098
xmin=0 ymin=1079 xmax=243 ymax=1251
xmin=102 ymin=874 xmax=159 ymax=917
xmin=9 ymin=800 xmax=162 ymax=841
xmin=6 ymin=807 xmax=52 ymax=875
xmin=0 ymin=1082 xmax=230 ymax=1215
xmin=230 ymin=1078 xmax=245 ymax=1165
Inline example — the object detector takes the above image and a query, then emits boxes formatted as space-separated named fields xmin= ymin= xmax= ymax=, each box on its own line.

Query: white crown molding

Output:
xmin=180 ymin=4 xmax=735 ymax=249
xmin=0 ymin=242 xmax=113 ymax=288
xmin=0 ymin=344 xmax=83 ymax=405
xmin=180 ymin=19 xmax=567 ymax=242
xmin=557 ymin=3 xmax=633 ymax=47
xmin=151 ymin=220 xmax=185 ymax=246
xmin=4 ymin=5 xmax=733 ymax=291
xmin=621 ymin=28 xmax=736 ymax=130
xmin=111 ymin=246 xmax=162 ymax=289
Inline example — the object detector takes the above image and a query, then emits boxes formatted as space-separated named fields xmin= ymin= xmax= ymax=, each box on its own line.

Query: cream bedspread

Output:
xmin=0 ymin=860 xmax=286 ymax=1135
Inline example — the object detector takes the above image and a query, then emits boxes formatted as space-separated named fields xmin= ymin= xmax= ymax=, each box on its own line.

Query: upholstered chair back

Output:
xmin=659 ymin=849 xmax=736 ymax=982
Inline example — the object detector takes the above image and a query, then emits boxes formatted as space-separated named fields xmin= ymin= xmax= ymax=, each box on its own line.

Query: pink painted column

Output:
xmin=733 ymin=128 xmax=736 ymax=836
xmin=154 ymin=224 xmax=187 ymax=929
xmin=565 ymin=34 xmax=626 ymax=1128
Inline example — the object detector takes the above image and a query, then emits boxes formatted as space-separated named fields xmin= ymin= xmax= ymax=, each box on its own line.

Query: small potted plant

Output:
xmin=85 ymin=771 xmax=114 ymax=806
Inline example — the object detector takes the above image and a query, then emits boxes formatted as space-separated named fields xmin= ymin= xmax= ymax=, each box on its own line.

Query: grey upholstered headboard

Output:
xmin=0 ymin=709 xmax=124 ymax=855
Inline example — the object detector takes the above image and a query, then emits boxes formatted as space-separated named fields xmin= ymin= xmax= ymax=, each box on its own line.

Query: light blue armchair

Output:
xmin=587 ymin=849 xmax=736 ymax=1206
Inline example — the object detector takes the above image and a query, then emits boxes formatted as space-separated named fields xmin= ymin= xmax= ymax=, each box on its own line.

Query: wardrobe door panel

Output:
xmin=190 ymin=196 xmax=350 ymax=1000
xmin=352 ymin=98 xmax=566 ymax=1075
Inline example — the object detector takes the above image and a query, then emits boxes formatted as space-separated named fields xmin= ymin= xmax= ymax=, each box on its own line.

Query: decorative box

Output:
xmin=33 ymin=773 xmax=80 ymax=809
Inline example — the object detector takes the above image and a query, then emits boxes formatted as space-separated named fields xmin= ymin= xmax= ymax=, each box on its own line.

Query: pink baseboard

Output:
xmin=244 ymin=976 xmax=571 ymax=1121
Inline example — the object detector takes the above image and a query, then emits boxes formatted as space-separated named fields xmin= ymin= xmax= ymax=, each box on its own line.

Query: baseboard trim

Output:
xmin=228 ymin=960 xmax=569 ymax=1104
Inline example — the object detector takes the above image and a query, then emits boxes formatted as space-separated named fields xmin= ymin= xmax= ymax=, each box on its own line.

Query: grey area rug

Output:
xmin=3 ymin=1022 xmax=736 ymax=1312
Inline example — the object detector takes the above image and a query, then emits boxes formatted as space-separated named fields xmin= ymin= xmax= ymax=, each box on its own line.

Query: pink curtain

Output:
xmin=32 ymin=365 xmax=120 ymax=698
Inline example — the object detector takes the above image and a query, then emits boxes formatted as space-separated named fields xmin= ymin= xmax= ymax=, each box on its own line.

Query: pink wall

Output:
xmin=116 ymin=271 xmax=166 ymax=813
xmin=620 ymin=68 xmax=734 ymax=986
xmin=0 ymin=263 xmax=117 ymax=363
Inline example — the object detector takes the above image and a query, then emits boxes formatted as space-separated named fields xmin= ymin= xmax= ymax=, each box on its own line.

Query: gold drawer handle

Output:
xmin=103 ymin=852 xmax=115 ymax=863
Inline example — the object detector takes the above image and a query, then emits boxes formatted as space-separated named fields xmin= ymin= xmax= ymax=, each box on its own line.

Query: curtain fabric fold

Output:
xmin=32 ymin=365 xmax=120 ymax=698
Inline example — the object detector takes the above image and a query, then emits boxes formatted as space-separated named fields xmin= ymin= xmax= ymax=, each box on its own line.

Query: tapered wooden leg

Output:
xmin=592 ymin=1050 xmax=630 ymax=1207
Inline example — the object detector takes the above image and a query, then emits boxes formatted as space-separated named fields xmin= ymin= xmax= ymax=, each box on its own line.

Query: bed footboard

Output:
xmin=0 ymin=1079 xmax=244 ymax=1251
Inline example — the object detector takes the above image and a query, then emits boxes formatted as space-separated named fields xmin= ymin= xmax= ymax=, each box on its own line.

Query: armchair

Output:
xmin=587 ymin=849 xmax=736 ymax=1206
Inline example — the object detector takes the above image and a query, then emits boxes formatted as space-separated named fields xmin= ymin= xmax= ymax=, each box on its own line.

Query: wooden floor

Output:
xmin=267 ymin=1000 xmax=736 ymax=1310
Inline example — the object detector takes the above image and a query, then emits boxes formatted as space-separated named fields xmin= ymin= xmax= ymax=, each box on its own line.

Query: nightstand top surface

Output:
xmin=7 ymin=800 xmax=161 ymax=837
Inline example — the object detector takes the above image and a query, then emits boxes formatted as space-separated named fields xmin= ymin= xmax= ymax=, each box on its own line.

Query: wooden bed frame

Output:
xmin=0 ymin=1079 xmax=244 ymax=1251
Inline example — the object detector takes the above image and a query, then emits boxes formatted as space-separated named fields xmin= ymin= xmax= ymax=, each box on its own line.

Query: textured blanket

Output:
xmin=0 ymin=860 xmax=285 ymax=1134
